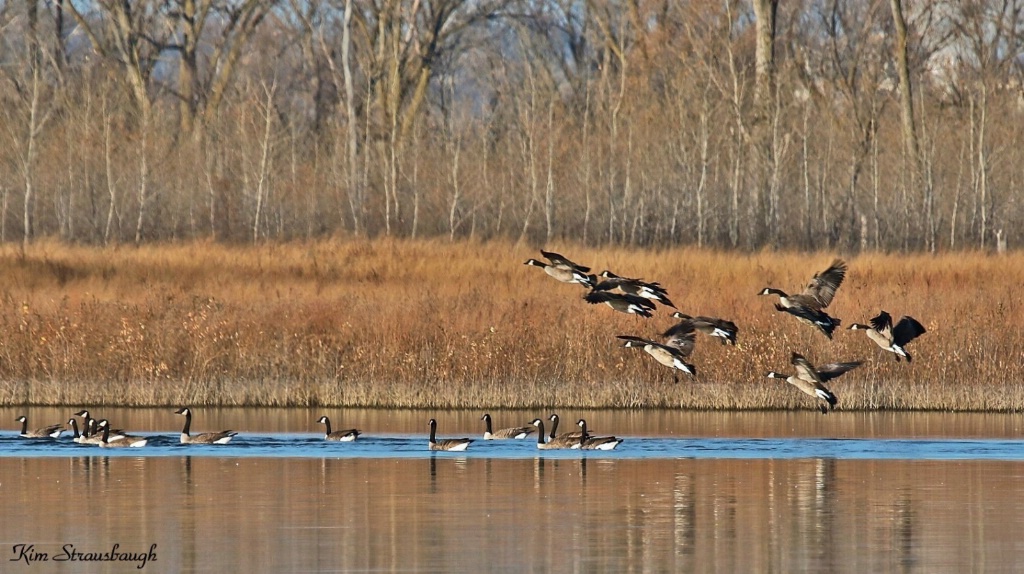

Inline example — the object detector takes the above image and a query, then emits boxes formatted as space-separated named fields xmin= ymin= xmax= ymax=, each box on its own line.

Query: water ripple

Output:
xmin=2 ymin=432 xmax=1023 ymax=460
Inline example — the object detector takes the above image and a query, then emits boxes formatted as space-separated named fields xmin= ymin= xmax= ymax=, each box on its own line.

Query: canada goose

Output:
xmin=73 ymin=410 xmax=125 ymax=442
xmin=594 ymin=271 xmax=676 ymax=308
xmin=617 ymin=335 xmax=697 ymax=379
xmin=480 ymin=413 xmax=533 ymax=440
xmin=576 ymin=419 xmax=622 ymax=450
xmin=547 ymin=414 xmax=585 ymax=443
xmin=584 ymin=291 xmax=655 ymax=317
xmin=849 ymin=311 xmax=926 ymax=362
xmin=759 ymin=259 xmax=847 ymax=339
xmin=96 ymin=419 xmax=148 ymax=448
xmin=427 ymin=418 xmax=472 ymax=451
xmin=66 ymin=418 xmax=89 ymax=444
xmin=64 ymin=417 xmax=112 ymax=445
xmin=84 ymin=417 xmax=128 ymax=442
xmin=174 ymin=407 xmax=238 ymax=444
xmin=530 ymin=419 xmax=576 ymax=449
xmin=316 ymin=416 xmax=362 ymax=441
xmin=765 ymin=352 xmax=862 ymax=414
xmin=73 ymin=410 xmax=94 ymax=439
xmin=669 ymin=312 xmax=739 ymax=346
xmin=524 ymin=250 xmax=595 ymax=287
xmin=15 ymin=416 xmax=63 ymax=439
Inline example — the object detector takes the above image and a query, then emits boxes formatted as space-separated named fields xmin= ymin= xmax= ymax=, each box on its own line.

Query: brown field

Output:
xmin=0 ymin=239 xmax=1020 ymax=411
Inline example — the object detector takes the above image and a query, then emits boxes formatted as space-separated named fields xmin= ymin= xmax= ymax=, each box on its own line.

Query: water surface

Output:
xmin=3 ymin=409 xmax=1023 ymax=572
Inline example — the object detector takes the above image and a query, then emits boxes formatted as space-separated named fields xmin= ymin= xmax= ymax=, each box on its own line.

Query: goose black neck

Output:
xmin=322 ymin=417 xmax=332 ymax=436
xmin=535 ymin=422 xmax=545 ymax=445
xmin=429 ymin=421 xmax=437 ymax=443
xmin=19 ymin=418 xmax=28 ymax=435
xmin=69 ymin=419 xmax=80 ymax=439
xmin=181 ymin=412 xmax=192 ymax=435
xmin=101 ymin=423 xmax=110 ymax=444
xmin=548 ymin=416 xmax=559 ymax=440
xmin=483 ymin=416 xmax=493 ymax=434
xmin=578 ymin=420 xmax=590 ymax=445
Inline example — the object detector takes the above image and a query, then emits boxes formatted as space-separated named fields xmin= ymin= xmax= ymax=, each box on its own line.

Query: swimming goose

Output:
xmin=530 ymin=419 xmax=576 ymax=449
xmin=86 ymin=418 xmax=129 ymax=442
xmin=174 ymin=407 xmax=238 ymax=444
xmin=524 ymin=250 xmax=595 ymax=287
xmin=849 ymin=311 xmax=926 ymax=362
xmin=73 ymin=410 xmax=125 ymax=442
xmin=428 ymin=418 xmax=472 ymax=451
xmin=316 ymin=416 xmax=362 ymax=441
xmin=617 ymin=335 xmax=697 ymax=378
xmin=584 ymin=291 xmax=655 ymax=317
xmin=547 ymin=414 xmax=585 ymax=443
xmin=593 ymin=271 xmax=676 ymax=308
xmin=576 ymin=419 xmax=622 ymax=450
xmin=759 ymin=259 xmax=847 ymax=339
xmin=64 ymin=418 xmax=113 ymax=445
xmin=96 ymin=419 xmax=148 ymax=448
xmin=66 ymin=418 xmax=90 ymax=444
xmin=480 ymin=413 xmax=533 ymax=440
xmin=669 ymin=312 xmax=739 ymax=346
xmin=765 ymin=352 xmax=862 ymax=414
xmin=15 ymin=415 xmax=63 ymax=439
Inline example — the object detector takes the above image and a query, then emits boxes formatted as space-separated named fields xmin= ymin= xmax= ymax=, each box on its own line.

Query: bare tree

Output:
xmin=168 ymin=0 xmax=276 ymax=136
xmin=0 ymin=1 xmax=56 ymax=250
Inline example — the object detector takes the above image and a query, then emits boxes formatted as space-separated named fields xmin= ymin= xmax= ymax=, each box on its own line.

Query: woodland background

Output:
xmin=0 ymin=1 xmax=1021 ymax=252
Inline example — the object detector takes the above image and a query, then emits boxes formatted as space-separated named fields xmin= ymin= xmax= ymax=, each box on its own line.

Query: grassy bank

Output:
xmin=0 ymin=239 xmax=1020 ymax=411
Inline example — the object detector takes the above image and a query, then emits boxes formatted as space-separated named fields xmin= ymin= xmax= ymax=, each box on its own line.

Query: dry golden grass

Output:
xmin=0 ymin=239 xmax=1020 ymax=411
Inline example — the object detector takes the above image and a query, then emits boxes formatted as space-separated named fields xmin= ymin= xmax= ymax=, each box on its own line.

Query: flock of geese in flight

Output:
xmin=9 ymin=249 xmax=928 ymax=453
xmin=525 ymin=250 xmax=927 ymax=414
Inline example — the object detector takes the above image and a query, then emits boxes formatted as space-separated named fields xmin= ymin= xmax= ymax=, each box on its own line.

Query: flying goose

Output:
xmin=584 ymin=291 xmax=656 ymax=317
xmin=523 ymin=250 xmax=595 ymax=287
xmin=480 ymin=413 xmax=533 ymax=440
xmin=530 ymin=419 xmax=576 ymax=449
xmin=95 ymin=419 xmax=148 ymax=448
xmin=428 ymin=418 xmax=472 ymax=451
xmin=174 ymin=407 xmax=238 ymax=444
xmin=316 ymin=416 xmax=362 ymax=441
xmin=669 ymin=312 xmax=739 ymax=346
xmin=15 ymin=415 xmax=63 ymax=439
xmin=759 ymin=259 xmax=847 ymax=339
xmin=849 ymin=311 xmax=926 ymax=362
xmin=617 ymin=335 xmax=697 ymax=379
xmin=765 ymin=352 xmax=862 ymax=414
xmin=547 ymin=414 xmax=585 ymax=443
xmin=593 ymin=271 xmax=676 ymax=308
xmin=576 ymin=419 xmax=622 ymax=450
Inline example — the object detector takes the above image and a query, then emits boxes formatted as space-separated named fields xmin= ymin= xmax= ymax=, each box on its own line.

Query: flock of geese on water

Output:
xmin=13 ymin=408 xmax=238 ymax=448
xmin=9 ymin=249 xmax=928 ymax=453
xmin=11 ymin=409 xmax=619 ymax=452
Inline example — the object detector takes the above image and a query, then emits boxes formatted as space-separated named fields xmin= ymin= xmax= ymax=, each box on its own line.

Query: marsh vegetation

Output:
xmin=0 ymin=240 xmax=1019 ymax=411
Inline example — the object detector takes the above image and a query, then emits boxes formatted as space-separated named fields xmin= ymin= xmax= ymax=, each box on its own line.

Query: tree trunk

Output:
xmin=751 ymin=0 xmax=778 ymax=117
xmin=890 ymin=0 xmax=931 ymax=251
